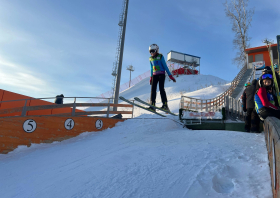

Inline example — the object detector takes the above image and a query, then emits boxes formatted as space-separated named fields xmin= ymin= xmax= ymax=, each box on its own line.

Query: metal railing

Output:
xmin=230 ymin=65 xmax=247 ymax=90
xmin=180 ymin=94 xmax=245 ymax=120
xmin=0 ymin=97 xmax=134 ymax=118
xmin=180 ymin=64 xmax=249 ymax=112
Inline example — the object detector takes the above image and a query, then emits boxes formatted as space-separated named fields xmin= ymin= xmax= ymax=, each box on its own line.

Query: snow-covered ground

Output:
xmin=0 ymin=74 xmax=272 ymax=198
xmin=87 ymin=74 xmax=231 ymax=118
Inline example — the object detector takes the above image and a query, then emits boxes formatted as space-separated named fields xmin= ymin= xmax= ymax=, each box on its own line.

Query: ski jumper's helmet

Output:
xmin=262 ymin=66 xmax=272 ymax=74
xmin=149 ymin=44 xmax=159 ymax=53
xmin=259 ymin=73 xmax=273 ymax=89
xmin=245 ymin=82 xmax=251 ymax=87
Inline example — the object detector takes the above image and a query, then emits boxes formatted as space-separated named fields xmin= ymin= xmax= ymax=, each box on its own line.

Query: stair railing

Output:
xmin=180 ymin=65 xmax=249 ymax=120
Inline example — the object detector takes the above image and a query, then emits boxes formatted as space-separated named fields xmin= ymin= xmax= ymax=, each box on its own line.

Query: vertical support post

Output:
xmin=113 ymin=0 xmax=130 ymax=111
xmin=231 ymin=97 xmax=233 ymax=116
xmin=21 ymin=99 xmax=28 ymax=116
xmin=195 ymin=99 xmax=197 ymax=111
xmin=227 ymin=96 xmax=230 ymax=118
xmin=181 ymin=97 xmax=184 ymax=109
xmin=131 ymin=100 xmax=134 ymax=118
xmin=237 ymin=100 xmax=240 ymax=118
xmin=107 ymin=98 xmax=111 ymax=118
xmin=224 ymin=96 xmax=226 ymax=109
xmin=206 ymin=100 xmax=208 ymax=112
xmin=215 ymin=98 xmax=217 ymax=111
xmin=234 ymin=99 xmax=237 ymax=117
xmin=201 ymin=100 xmax=203 ymax=112
xmin=71 ymin=98 xmax=77 ymax=116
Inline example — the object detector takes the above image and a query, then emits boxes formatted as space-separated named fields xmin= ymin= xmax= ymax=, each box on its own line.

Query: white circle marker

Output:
xmin=65 ymin=119 xmax=75 ymax=130
xmin=95 ymin=119 xmax=103 ymax=130
xmin=23 ymin=119 xmax=37 ymax=133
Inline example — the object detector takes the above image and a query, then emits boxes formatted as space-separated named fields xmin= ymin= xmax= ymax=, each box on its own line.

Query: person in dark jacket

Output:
xmin=54 ymin=94 xmax=64 ymax=104
xmin=242 ymin=80 xmax=260 ymax=132
xmin=242 ymin=82 xmax=251 ymax=132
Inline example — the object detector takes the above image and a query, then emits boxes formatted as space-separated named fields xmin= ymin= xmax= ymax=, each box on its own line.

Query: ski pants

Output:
xmin=245 ymin=108 xmax=260 ymax=132
xmin=245 ymin=108 xmax=253 ymax=131
xmin=150 ymin=74 xmax=167 ymax=105
xmin=259 ymin=107 xmax=280 ymax=120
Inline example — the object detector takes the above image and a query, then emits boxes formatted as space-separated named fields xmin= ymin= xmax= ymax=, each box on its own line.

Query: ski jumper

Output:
xmin=255 ymin=87 xmax=280 ymax=120
xmin=150 ymin=53 xmax=172 ymax=106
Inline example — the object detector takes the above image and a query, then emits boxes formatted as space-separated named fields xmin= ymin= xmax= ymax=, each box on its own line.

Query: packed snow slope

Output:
xmin=0 ymin=74 xmax=272 ymax=198
xmin=87 ymin=74 xmax=231 ymax=117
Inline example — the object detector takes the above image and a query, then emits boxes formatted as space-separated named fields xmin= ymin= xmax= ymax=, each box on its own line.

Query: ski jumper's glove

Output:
xmin=150 ymin=77 xmax=152 ymax=85
xmin=169 ymin=75 xmax=176 ymax=82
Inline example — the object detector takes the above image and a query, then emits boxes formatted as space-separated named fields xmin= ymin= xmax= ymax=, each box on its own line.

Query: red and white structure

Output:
xmin=167 ymin=51 xmax=200 ymax=76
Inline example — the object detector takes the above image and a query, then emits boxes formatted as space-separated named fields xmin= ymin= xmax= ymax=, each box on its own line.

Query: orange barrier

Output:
xmin=0 ymin=89 xmax=84 ymax=117
xmin=0 ymin=89 xmax=134 ymax=154
xmin=0 ymin=116 xmax=125 ymax=154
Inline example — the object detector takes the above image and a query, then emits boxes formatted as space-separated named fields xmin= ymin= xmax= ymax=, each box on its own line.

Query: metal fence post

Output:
xmin=181 ymin=97 xmax=184 ymax=109
xmin=21 ymin=99 xmax=28 ymax=116
xmin=107 ymin=98 xmax=110 ymax=118
xmin=235 ymin=99 xmax=238 ymax=117
xmin=231 ymin=97 xmax=234 ymax=116
xmin=131 ymin=100 xmax=134 ymax=118
xmin=71 ymin=98 xmax=77 ymax=116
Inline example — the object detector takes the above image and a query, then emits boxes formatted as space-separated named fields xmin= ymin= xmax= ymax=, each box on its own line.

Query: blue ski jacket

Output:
xmin=149 ymin=53 xmax=172 ymax=77
xmin=255 ymin=87 xmax=278 ymax=113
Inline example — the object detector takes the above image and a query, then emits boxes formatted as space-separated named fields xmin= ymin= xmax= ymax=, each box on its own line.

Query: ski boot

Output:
xmin=147 ymin=102 xmax=156 ymax=112
xmin=161 ymin=104 xmax=170 ymax=112
xmin=147 ymin=106 xmax=156 ymax=112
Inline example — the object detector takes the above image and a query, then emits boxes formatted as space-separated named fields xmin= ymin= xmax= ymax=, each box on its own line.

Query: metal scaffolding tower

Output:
xmin=111 ymin=0 xmax=129 ymax=111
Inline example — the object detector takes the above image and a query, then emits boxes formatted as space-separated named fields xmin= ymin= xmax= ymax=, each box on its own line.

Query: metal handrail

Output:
xmin=180 ymin=65 xmax=248 ymax=114
xmin=0 ymin=97 xmax=134 ymax=118
xmin=0 ymin=96 xmax=115 ymax=104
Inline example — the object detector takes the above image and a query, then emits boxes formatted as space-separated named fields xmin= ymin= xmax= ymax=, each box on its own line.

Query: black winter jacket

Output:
xmin=242 ymin=79 xmax=257 ymax=109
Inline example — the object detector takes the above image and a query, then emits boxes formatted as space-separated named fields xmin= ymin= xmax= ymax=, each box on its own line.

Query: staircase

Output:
xmin=231 ymin=69 xmax=253 ymax=99
xmin=180 ymin=66 xmax=254 ymax=114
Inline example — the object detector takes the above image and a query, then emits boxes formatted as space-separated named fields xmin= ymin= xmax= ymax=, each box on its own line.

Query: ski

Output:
xmin=134 ymin=97 xmax=178 ymax=116
xmin=277 ymin=35 xmax=280 ymax=78
xmin=266 ymin=42 xmax=280 ymax=104
xmin=119 ymin=96 xmax=166 ymax=117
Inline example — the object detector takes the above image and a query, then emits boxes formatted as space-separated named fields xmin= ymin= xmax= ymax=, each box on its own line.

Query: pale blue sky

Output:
xmin=0 ymin=0 xmax=279 ymax=99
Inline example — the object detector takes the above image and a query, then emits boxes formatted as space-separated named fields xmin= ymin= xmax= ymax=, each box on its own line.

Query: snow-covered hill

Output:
xmin=0 ymin=74 xmax=272 ymax=198
xmin=87 ymin=74 xmax=231 ymax=118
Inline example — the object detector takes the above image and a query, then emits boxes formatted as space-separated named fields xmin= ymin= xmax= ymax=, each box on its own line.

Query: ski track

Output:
xmin=0 ymin=117 xmax=272 ymax=198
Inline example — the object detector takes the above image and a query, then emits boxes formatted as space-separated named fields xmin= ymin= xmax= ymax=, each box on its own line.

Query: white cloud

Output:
xmin=0 ymin=57 xmax=55 ymax=96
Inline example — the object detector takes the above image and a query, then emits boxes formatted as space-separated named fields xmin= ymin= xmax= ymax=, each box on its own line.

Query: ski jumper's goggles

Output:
xmin=262 ymin=74 xmax=273 ymax=80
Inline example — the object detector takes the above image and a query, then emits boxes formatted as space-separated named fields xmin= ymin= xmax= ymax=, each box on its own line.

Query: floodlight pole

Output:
xmin=127 ymin=65 xmax=134 ymax=87
xmin=113 ymin=0 xmax=129 ymax=111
